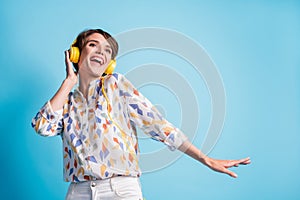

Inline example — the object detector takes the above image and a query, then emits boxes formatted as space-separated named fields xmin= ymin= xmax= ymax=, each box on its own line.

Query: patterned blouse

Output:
xmin=31 ymin=73 xmax=187 ymax=182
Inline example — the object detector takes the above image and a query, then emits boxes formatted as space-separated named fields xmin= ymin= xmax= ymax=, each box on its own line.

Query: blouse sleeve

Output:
xmin=31 ymin=101 xmax=64 ymax=137
xmin=119 ymin=74 xmax=188 ymax=151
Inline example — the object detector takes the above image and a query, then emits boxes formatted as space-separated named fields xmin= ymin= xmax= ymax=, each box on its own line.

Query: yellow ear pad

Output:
xmin=69 ymin=46 xmax=80 ymax=63
xmin=105 ymin=59 xmax=116 ymax=74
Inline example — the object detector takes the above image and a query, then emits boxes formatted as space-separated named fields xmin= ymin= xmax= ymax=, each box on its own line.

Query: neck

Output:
xmin=78 ymin=74 xmax=100 ymax=100
xmin=77 ymin=67 xmax=107 ymax=99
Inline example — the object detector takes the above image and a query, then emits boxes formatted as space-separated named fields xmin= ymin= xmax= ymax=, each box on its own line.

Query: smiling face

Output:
xmin=78 ymin=33 xmax=113 ymax=80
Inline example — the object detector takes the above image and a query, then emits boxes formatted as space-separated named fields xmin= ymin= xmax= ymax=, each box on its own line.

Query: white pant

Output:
xmin=65 ymin=176 xmax=143 ymax=200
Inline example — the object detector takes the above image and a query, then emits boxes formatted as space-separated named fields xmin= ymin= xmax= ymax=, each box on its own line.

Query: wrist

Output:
xmin=63 ymin=78 xmax=77 ymax=89
xmin=199 ymin=155 xmax=211 ymax=167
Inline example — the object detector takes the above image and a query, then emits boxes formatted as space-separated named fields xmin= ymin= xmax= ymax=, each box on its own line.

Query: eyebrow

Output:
xmin=87 ymin=39 xmax=99 ymax=44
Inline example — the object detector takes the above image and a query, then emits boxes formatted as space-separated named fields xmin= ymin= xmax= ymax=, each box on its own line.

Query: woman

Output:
xmin=32 ymin=28 xmax=250 ymax=200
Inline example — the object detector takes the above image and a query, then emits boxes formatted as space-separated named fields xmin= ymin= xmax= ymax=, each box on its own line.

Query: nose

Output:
xmin=96 ymin=51 xmax=105 ymax=56
xmin=96 ymin=49 xmax=103 ymax=55
xmin=95 ymin=46 xmax=104 ymax=55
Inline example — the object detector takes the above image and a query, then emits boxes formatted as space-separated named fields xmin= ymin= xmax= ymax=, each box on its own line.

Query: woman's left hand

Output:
xmin=205 ymin=157 xmax=251 ymax=178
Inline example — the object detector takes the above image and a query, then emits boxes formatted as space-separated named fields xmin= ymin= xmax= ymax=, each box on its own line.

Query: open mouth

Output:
xmin=90 ymin=56 xmax=105 ymax=65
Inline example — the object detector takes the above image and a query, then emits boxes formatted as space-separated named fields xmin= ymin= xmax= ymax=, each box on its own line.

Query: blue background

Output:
xmin=0 ymin=0 xmax=299 ymax=199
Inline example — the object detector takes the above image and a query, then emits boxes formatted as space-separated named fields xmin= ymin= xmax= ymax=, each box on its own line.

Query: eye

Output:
xmin=88 ymin=42 xmax=96 ymax=47
xmin=105 ymin=48 xmax=112 ymax=54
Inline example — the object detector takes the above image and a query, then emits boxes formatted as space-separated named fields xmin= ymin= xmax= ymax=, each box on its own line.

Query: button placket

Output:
xmin=91 ymin=181 xmax=97 ymax=187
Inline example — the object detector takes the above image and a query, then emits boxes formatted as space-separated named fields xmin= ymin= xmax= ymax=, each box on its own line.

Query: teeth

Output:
xmin=91 ymin=57 xmax=104 ymax=65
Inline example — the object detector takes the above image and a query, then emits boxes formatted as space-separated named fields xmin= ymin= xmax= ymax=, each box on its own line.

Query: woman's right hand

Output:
xmin=64 ymin=50 xmax=78 ymax=87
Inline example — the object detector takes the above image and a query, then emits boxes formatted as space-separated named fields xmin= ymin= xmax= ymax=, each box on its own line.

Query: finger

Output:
xmin=65 ymin=50 xmax=74 ymax=75
xmin=240 ymin=161 xmax=251 ymax=165
xmin=232 ymin=157 xmax=250 ymax=165
xmin=65 ymin=50 xmax=68 ymax=59
xmin=224 ymin=160 xmax=240 ymax=168
xmin=226 ymin=158 xmax=250 ymax=168
xmin=224 ymin=168 xmax=238 ymax=178
xmin=65 ymin=50 xmax=71 ymax=65
xmin=239 ymin=157 xmax=251 ymax=165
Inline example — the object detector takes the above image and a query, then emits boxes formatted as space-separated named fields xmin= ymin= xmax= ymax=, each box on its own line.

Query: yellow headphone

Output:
xmin=69 ymin=40 xmax=116 ymax=74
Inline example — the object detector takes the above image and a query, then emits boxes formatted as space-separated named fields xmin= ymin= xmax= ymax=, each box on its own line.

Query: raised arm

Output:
xmin=31 ymin=51 xmax=78 ymax=136
xmin=178 ymin=140 xmax=251 ymax=178
xmin=49 ymin=50 xmax=78 ymax=111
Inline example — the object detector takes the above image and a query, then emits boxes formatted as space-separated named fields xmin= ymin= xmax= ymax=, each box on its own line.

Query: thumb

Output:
xmin=224 ymin=168 xmax=238 ymax=178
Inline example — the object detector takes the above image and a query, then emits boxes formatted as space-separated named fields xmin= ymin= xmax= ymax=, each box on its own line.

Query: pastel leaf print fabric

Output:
xmin=32 ymin=73 xmax=188 ymax=182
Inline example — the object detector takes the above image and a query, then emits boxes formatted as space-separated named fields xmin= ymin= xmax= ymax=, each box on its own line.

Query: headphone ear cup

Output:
xmin=69 ymin=46 xmax=80 ymax=63
xmin=105 ymin=60 xmax=116 ymax=74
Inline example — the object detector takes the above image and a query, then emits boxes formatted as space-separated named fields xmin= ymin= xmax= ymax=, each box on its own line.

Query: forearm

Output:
xmin=178 ymin=140 xmax=210 ymax=166
xmin=50 ymin=78 xmax=75 ymax=111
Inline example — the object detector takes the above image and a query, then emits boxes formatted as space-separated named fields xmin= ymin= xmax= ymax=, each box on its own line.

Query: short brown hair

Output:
xmin=72 ymin=29 xmax=119 ymax=71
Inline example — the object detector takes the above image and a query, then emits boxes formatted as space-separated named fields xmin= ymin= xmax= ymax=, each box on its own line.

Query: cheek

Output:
xmin=106 ymin=53 xmax=112 ymax=60
xmin=78 ymin=50 xmax=89 ymax=65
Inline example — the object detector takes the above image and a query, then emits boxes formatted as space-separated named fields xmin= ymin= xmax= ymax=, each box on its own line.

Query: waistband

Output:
xmin=82 ymin=173 xmax=139 ymax=182
xmin=71 ymin=175 xmax=140 ymax=189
